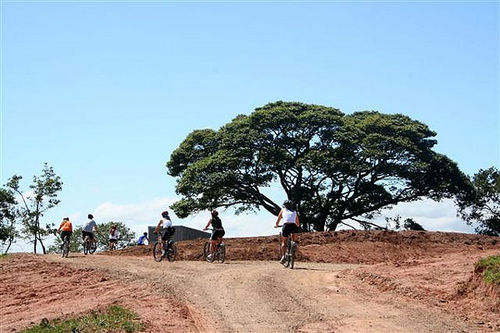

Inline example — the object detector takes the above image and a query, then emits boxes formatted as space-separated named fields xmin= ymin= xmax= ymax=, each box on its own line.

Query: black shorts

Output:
xmin=282 ymin=223 xmax=299 ymax=238
xmin=61 ymin=231 xmax=72 ymax=242
xmin=82 ymin=231 xmax=94 ymax=240
xmin=109 ymin=239 xmax=118 ymax=243
xmin=211 ymin=229 xmax=225 ymax=241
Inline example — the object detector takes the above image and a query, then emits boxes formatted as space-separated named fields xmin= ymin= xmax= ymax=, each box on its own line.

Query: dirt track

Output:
xmin=2 ymin=248 xmax=499 ymax=332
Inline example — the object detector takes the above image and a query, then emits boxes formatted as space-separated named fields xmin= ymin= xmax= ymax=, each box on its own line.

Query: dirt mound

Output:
xmin=0 ymin=254 xmax=208 ymax=332
xmin=104 ymin=230 xmax=499 ymax=264
xmin=455 ymin=263 xmax=500 ymax=313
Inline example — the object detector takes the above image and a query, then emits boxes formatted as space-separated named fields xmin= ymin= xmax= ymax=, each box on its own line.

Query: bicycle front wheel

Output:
xmin=153 ymin=242 xmax=164 ymax=262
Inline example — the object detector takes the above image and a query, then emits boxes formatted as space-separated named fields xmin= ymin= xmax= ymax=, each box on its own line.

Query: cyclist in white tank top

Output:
xmin=274 ymin=200 xmax=300 ymax=263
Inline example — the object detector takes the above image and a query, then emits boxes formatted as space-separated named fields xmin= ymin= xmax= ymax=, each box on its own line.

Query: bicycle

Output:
xmin=203 ymin=229 xmax=225 ymax=263
xmin=83 ymin=235 xmax=97 ymax=255
xmin=61 ymin=234 xmax=70 ymax=258
xmin=109 ymin=240 xmax=118 ymax=251
xmin=275 ymin=225 xmax=297 ymax=269
xmin=153 ymin=231 xmax=177 ymax=262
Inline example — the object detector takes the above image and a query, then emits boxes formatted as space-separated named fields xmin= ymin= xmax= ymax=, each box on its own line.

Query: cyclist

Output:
xmin=137 ymin=232 xmax=149 ymax=246
xmin=82 ymin=214 xmax=98 ymax=247
xmin=108 ymin=225 xmax=120 ymax=250
xmin=203 ymin=210 xmax=225 ymax=261
xmin=275 ymin=200 xmax=300 ymax=264
xmin=154 ymin=211 xmax=175 ymax=255
xmin=57 ymin=217 xmax=72 ymax=249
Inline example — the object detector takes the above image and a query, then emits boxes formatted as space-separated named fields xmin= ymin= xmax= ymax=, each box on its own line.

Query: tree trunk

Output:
xmin=33 ymin=237 xmax=37 ymax=254
xmin=4 ymin=237 xmax=13 ymax=254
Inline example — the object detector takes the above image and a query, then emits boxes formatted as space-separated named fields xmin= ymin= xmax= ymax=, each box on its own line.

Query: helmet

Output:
xmin=283 ymin=200 xmax=294 ymax=210
xmin=211 ymin=210 xmax=218 ymax=217
xmin=88 ymin=214 xmax=94 ymax=219
xmin=161 ymin=211 xmax=169 ymax=218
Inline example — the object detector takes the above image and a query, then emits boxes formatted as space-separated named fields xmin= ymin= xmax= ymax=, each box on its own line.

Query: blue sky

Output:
xmin=1 ymin=2 xmax=499 ymax=250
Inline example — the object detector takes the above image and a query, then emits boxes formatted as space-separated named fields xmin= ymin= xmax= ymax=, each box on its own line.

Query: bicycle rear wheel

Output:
xmin=166 ymin=243 xmax=177 ymax=262
xmin=83 ymin=239 xmax=89 ymax=255
xmin=153 ymin=242 xmax=163 ymax=262
xmin=289 ymin=241 xmax=295 ymax=269
xmin=218 ymin=243 xmax=225 ymax=263
xmin=89 ymin=242 xmax=97 ymax=254
xmin=62 ymin=241 xmax=69 ymax=258
xmin=203 ymin=241 xmax=210 ymax=260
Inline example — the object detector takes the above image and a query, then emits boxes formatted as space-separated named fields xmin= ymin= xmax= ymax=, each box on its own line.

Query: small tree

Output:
xmin=385 ymin=215 xmax=425 ymax=231
xmin=0 ymin=188 xmax=19 ymax=253
xmin=457 ymin=167 xmax=500 ymax=236
xmin=6 ymin=163 xmax=63 ymax=254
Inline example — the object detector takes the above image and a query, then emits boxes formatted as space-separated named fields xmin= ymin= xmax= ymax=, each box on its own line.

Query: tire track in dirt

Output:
xmin=42 ymin=254 xmax=481 ymax=332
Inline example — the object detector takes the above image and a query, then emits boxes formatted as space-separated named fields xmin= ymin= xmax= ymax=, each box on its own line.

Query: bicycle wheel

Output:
xmin=289 ymin=241 xmax=295 ymax=269
xmin=218 ymin=243 xmax=225 ymax=263
xmin=203 ymin=241 xmax=210 ymax=260
xmin=83 ymin=239 xmax=89 ymax=255
xmin=153 ymin=242 xmax=164 ymax=262
xmin=62 ymin=241 xmax=69 ymax=258
xmin=89 ymin=241 xmax=97 ymax=254
xmin=283 ymin=238 xmax=291 ymax=268
xmin=166 ymin=243 xmax=177 ymax=262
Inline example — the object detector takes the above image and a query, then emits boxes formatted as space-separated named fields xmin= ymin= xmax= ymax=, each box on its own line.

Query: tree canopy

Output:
xmin=167 ymin=101 xmax=471 ymax=231
xmin=457 ymin=167 xmax=500 ymax=236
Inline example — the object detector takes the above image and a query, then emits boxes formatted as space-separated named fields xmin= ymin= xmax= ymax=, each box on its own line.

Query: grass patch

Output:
xmin=22 ymin=305 xmax=143 ymax=333
xmin=476 ymin=255 xmax=500 ymax=285
xmin=0 ymin=253 xmax=9 ymax=259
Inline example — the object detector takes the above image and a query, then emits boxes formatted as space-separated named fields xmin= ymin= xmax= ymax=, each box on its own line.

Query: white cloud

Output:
xmin=375 ymin=198 xmax=475 ymax=233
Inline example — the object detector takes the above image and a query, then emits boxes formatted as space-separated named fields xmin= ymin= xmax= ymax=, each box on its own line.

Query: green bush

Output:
xmin=22 ymin=305 xmax=143 ymax=333
xmin=476 ymin=255 xmax=500 ymax=285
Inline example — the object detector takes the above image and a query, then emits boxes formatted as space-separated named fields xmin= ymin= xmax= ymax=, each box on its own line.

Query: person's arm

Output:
xmin=295 ymin=213 xmax=300 ymax=227
xmin=57 ymin=221 xmax=64 ymax=232
xmin=154 ymin=220 xmax=162 ymax=233
xmin=275 ymin=210 xmax=283 ymax=227
xmin=203 ymin=219 xmax=212 ymax=230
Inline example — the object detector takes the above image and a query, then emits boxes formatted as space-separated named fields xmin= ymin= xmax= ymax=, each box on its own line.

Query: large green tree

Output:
xmin=167 ymin=101 xmax=471 ymax=231
xmin=5 ymin=163 xmax=63 ymax=253
xmin=457 ymin=167 xmax=500 ymax=236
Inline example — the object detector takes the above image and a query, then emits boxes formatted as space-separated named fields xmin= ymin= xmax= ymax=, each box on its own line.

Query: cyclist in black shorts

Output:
xmin=203 ymin=210 xmax=225 ymax=261
xmin=275 ymin=200 xmax=300 ymax=264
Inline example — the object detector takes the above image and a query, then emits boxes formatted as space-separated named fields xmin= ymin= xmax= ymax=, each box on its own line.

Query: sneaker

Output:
xmin=280 ymin=255 xmax=286 ymax=264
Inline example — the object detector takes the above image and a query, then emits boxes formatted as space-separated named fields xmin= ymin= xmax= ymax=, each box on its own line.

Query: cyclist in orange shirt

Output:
xmin=57 ymin=217 xmax=73 ymax=247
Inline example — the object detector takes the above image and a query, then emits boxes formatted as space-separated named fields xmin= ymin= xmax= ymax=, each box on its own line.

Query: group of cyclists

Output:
xmin=57 ymin=214 xmax=120 ymax=251
xmin=56 ymin=200 xmax=300 ymax=264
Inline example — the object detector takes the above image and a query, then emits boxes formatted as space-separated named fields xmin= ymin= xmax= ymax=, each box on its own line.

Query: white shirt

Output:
xmin=83 ymin=220 xmax=97 ymax=233
xmin=160 ymin=218 xmax=172 ymax=228
xmin=282 ymin=208 xmax=296 ymax=224
xmin=109 ymin=229 xmax=120 ymax=240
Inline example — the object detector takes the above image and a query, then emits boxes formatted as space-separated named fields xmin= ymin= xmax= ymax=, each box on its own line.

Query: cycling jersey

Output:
xmin=109 ymin=229 xmax=120 ymax=240
xmin=83 ymin=220 xmax=97 ymax=233
xmin=159 ymin=218 xmax=172 ymax=229
xmin=281 ymin=208 xmax=296 ymax=224
xmin=210 ymin=217 xmax=223 ymax=230
xmin=59 ymin=220 xmax=73 ymax=232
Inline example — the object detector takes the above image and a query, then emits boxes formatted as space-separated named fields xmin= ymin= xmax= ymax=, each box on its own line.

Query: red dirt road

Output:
xmin=1 ymin=231 xmax=498 ymax=332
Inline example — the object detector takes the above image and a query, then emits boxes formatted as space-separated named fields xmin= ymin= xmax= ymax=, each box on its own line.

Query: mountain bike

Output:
xmin=83 ymin=234 xmax=97 ymax=255
xmin=61 ymin=234 xmax=70 ymax=258
xmin=275 ymin=225 xmax=297 ymax=269
xmin=203 ymin=229 xmax=225 ymax=263
xmin=153 ymin=231 xmax=177 ymax=262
